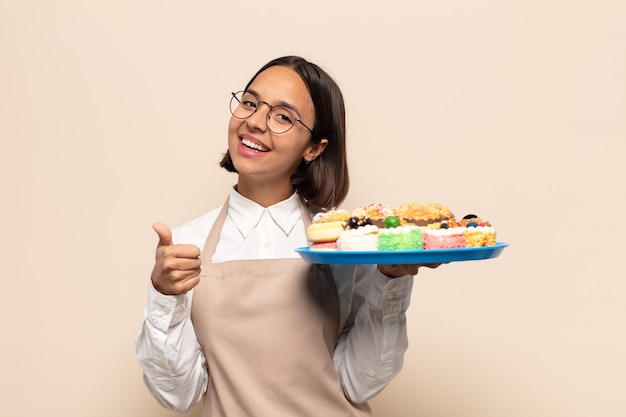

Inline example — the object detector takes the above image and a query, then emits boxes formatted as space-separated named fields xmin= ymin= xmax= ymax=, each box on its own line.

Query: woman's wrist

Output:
xmin=377 ymin=264 xmax=419 ymax=278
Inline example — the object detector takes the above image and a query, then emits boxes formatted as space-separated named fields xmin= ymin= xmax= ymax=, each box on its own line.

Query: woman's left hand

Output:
xmin=377 ymin=263 xmax=444 ymax=278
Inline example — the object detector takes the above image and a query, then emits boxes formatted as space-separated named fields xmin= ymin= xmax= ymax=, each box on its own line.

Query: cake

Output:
xmin=337 ymin=224 xmax=379 ymax=251
xmin=378 ymin=223 xmax=424 ymax=250
xmin=398 ymin=202 xmax=454 ymax=228
xmin=464 ymin=225 xmax=496 ymax=247
xmin=306 ymin=221 xmax=346 ymax=250
xmin=311 ymin=209 xmax=351 ymax=224
xmin=351 ymin=203 xmax=398 ymax=228
xmin=456 ymin=214 xmax=496 ymax=247
xmin=423 ymin=225 xmax=466 ymax=249
xmin=306 ymin=210 xmax=350 ymax=250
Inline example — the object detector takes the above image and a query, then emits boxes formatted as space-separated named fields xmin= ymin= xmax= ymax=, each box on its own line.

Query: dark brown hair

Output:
xmin=219 ymin=56 xmax=349 ymax=209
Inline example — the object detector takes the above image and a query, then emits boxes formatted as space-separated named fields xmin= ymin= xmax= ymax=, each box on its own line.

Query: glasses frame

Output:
xmin=230 ymin=91 xmax=314 ymax=134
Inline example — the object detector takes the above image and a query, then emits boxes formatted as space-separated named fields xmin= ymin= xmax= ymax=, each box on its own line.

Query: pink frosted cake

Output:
xmin=423 ymin=227 xmax=466 ymax=249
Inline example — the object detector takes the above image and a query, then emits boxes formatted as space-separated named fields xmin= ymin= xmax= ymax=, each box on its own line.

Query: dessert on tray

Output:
xmin=306 ymin=210 xmax=351 ymax=250
xmin=337 ymin=224 xmax=379 ymax=251
xmin=397 ymin=202 xmax=454 ymax=228
xmin=423 ymin=226 xmax=466 ymax=249
xmin=379 ymin=224 xmax=424 ymax=250
xmin=306 ymin=203 xmax=498 ymax=251
xmin=458 ymin=214 xmax=497 ymax=247
xmin=351 ymin=203 xmax=398 ymax=228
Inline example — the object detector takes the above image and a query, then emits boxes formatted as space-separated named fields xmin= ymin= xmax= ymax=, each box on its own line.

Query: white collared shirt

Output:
xmin=136 ymin=188 xmax=414 ymax=411
xmin=183 ymin=188 xmax=307 ymax=263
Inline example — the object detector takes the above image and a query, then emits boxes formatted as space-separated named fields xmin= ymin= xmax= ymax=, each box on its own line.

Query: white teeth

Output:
xmin=241 ymin=138 xmax=269 ymax=152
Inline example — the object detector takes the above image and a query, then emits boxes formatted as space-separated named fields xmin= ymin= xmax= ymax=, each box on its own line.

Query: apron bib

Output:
xmin=191 ymin=198 xmax=372 ymax=417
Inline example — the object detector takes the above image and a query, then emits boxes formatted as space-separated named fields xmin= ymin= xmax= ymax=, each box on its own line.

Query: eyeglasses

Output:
xmin=229 ymin=91 xmax=314 ymax=134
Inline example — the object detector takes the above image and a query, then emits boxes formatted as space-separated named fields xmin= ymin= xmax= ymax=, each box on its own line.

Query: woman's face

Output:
xmin=227 ymin=65 xmax=326 ymax=184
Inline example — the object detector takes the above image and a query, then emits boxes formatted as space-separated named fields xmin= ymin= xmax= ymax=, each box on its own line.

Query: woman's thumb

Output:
xmin=152 ymin=222 xmax=173 ymax=247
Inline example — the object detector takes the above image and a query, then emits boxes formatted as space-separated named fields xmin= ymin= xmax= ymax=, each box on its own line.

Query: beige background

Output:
xmin=2 ymin=1 xmax=625 ymax=416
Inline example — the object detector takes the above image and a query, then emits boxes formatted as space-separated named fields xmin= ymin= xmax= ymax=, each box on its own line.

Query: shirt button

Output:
xmin=264 ymin=242 xmax=271 ymax=248
xmin=385 ymin=292 xmax=395 ymax=300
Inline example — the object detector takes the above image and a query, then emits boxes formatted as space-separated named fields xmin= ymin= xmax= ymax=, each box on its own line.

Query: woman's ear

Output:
xmin=305 ymin=138 xmax=328 ymax=162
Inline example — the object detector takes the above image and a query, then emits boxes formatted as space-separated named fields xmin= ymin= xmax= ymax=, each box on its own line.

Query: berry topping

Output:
xmin=347 ymin=216 xmax=373 ymax=229
xmin=439 ymin=222 xmax=449 ymax=229
xmin=383 ymin=216 xmax=401 ymax=228
xmin=466 ymin=221 xmax=479 ymax=228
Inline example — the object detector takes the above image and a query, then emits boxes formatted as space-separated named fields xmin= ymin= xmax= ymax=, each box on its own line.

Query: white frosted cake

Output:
xmin=337 ymin=225 xmax=379 ymax=251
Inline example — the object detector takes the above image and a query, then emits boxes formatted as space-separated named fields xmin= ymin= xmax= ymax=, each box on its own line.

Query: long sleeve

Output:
xmin=332 ymin=265 xmax=414 ymax=404
xmin=135 ymin=285 xmax=208 ymax=412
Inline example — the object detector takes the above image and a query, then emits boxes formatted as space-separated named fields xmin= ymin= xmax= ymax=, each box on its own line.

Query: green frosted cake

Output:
xmin=378 ymin=225 xmax=424 ymax=250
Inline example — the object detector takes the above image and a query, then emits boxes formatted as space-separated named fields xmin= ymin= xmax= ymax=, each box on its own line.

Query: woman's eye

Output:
xmin=242 ymin=100 xmax=257 ymax=109
xmin=273 ymin=108 xmax=294 ymax=124
xmin=278 ymin=114 xmax=293 ymax=123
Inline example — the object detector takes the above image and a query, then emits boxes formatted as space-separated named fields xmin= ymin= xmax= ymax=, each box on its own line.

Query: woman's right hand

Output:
xmin=151 ymin=222 xmax=202 ymax=295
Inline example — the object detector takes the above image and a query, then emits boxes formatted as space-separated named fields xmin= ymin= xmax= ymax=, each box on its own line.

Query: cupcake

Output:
xmin=398 ymin=202 xmax=454 ymax=228
xmin=351 ymin=203 xmax=398 ymax=228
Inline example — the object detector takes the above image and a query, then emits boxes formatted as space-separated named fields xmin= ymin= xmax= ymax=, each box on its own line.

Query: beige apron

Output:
xmin=191 ymin=198 xmax=372 ymax=417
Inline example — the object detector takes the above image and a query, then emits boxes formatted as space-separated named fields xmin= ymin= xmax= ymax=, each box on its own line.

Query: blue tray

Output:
xmin=295 ymin=242 xmax=509 ymax=265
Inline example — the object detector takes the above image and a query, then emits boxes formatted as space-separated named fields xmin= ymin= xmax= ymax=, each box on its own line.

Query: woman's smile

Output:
xmin=240 ymin=136 xmax=270 ymax=153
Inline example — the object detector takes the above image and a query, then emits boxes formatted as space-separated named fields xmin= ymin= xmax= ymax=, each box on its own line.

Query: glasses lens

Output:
xmin=230 ymin=91 xmax=255 ymax=119
xmin=267 ymin=106 xmax=298 ymax=134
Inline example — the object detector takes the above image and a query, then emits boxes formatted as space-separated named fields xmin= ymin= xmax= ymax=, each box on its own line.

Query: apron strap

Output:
xmin=201 ymin=197 xmax=230 ymax=264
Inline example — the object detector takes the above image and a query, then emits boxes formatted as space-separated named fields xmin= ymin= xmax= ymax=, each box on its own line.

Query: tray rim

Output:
xmin=295 ymin=242 xmax=509 ymax=265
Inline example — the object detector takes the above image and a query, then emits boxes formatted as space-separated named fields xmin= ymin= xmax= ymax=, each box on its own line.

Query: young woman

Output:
xmin=136 ymin=56 xmax=432 ymax=417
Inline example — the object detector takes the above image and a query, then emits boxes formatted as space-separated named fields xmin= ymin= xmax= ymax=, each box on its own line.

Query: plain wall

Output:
xmin=2 ymin=1 xmax=625 ymax=416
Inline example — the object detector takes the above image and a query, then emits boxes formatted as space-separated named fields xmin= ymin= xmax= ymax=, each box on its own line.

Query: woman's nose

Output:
xmin=246 ymin=102 xmax=271 ymax=131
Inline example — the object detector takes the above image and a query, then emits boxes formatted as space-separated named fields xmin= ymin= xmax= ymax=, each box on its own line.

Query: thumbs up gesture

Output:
xmin=151 ymin=222 xmax=202 ymax=295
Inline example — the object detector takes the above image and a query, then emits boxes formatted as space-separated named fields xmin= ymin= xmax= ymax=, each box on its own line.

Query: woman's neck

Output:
xmin=235 ymin=177 xmax=295 ymax=208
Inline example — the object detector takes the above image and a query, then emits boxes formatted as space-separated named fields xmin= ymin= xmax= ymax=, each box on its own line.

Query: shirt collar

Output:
xmin=228 ymin=187 xmax=303 ymax=237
